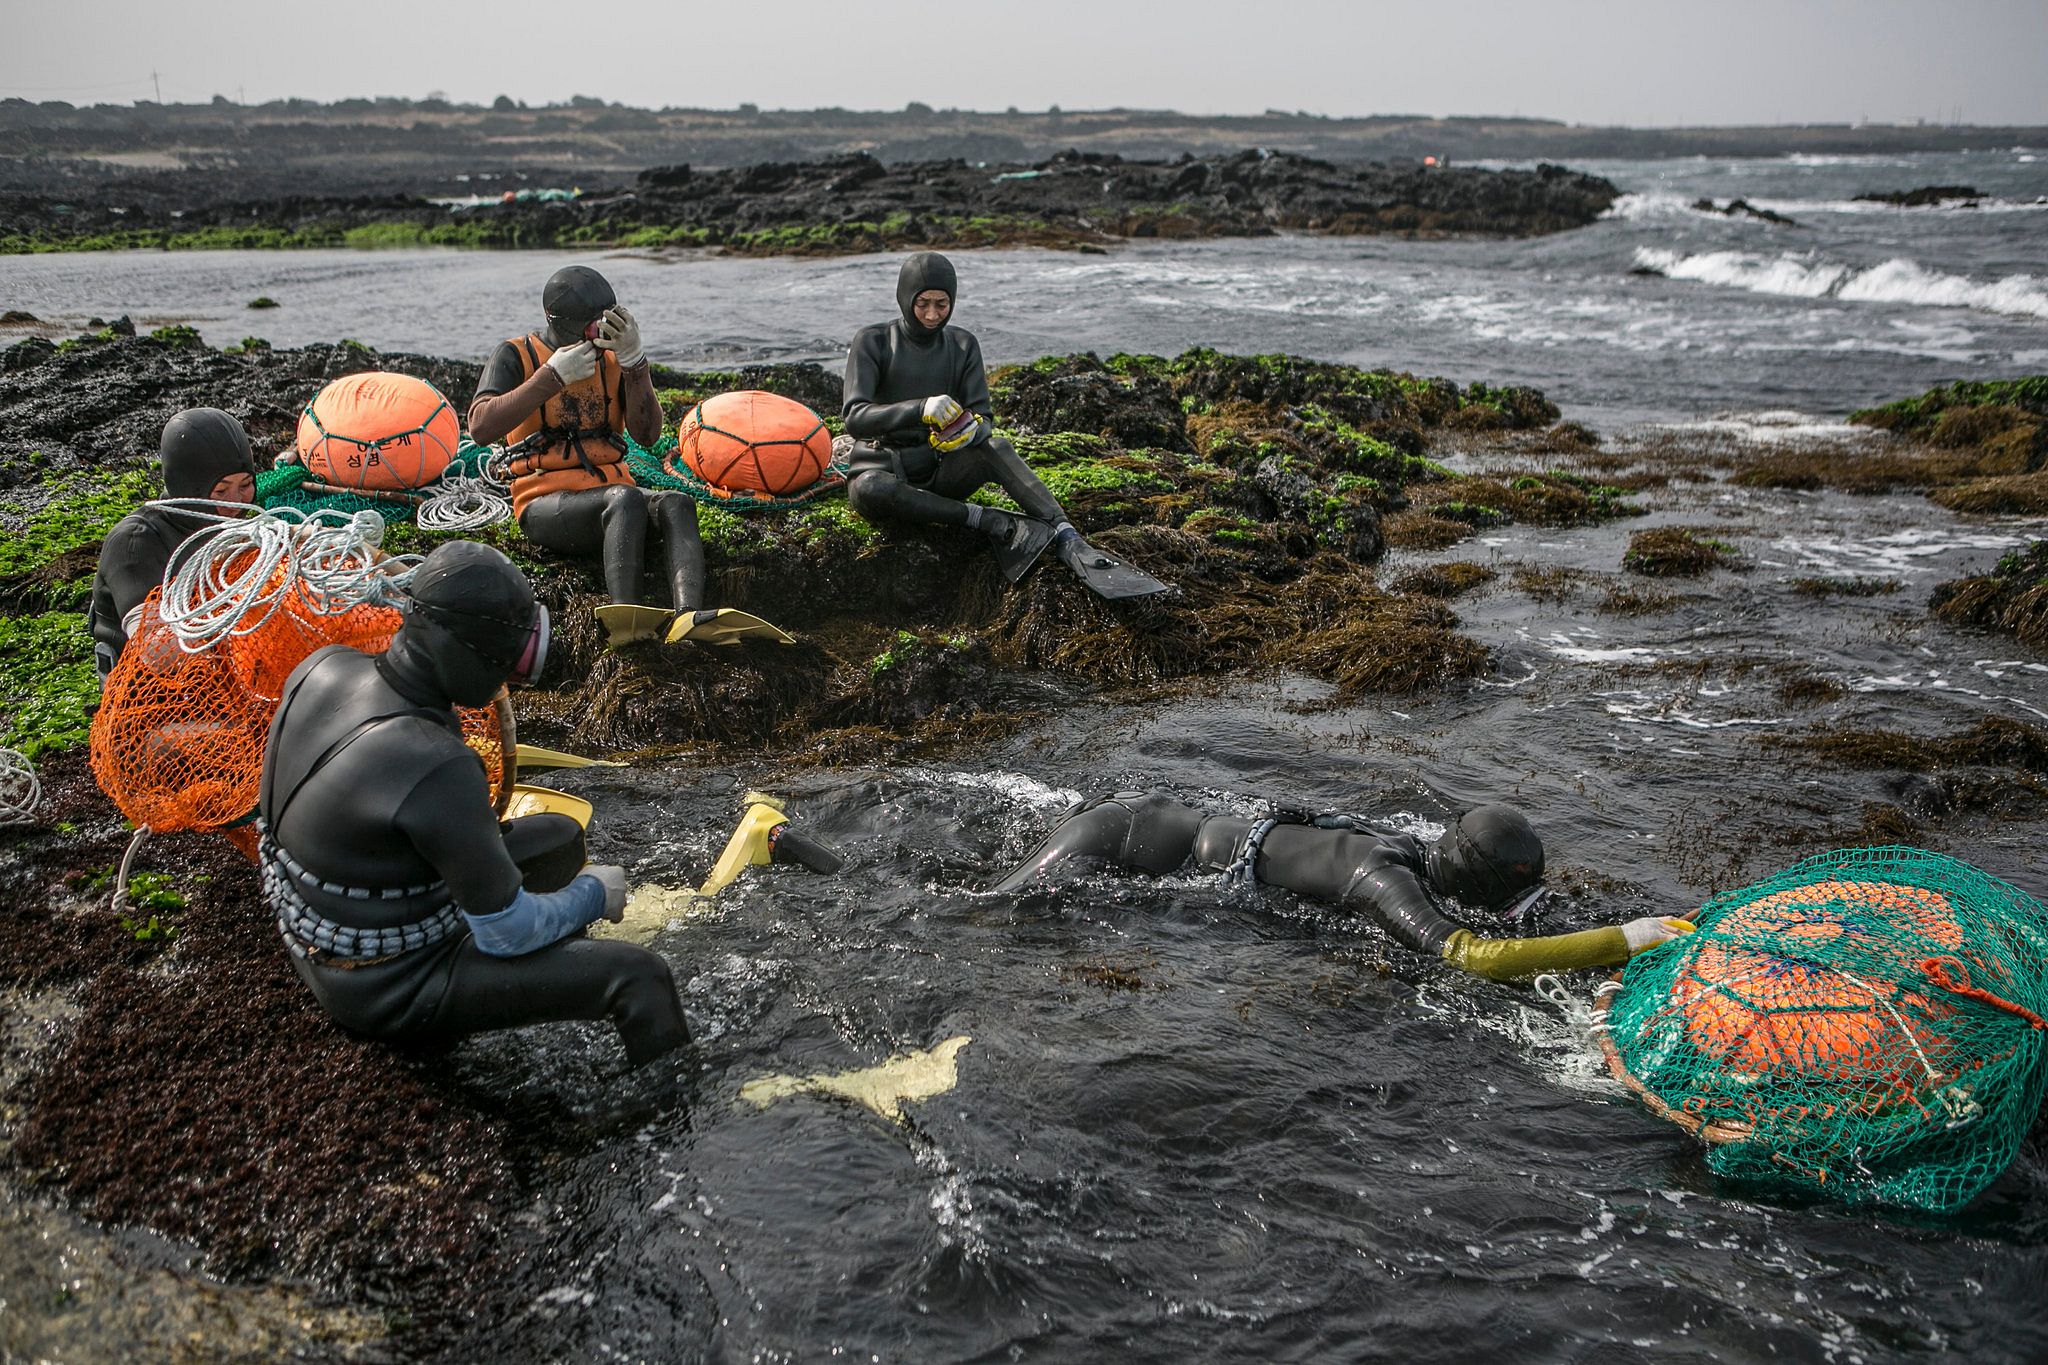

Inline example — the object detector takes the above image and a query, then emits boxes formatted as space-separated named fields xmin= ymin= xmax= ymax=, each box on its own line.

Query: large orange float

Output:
xmin=296 ymin=372 xmax=460 ymax=492
xmin=669 ymin=391 xmax=834 ymax=497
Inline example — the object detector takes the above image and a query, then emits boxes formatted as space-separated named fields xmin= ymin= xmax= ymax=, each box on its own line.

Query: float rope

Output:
xmin=153 ymin=500 xmax=419 ymax=651
xmin=415 ymin=451 xmax=513 ymax=532
xmin=0 ymin=747 xmax=41 ymax=826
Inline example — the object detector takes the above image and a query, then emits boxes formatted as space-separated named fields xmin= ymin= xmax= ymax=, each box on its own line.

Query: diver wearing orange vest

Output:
xmin=468 ymin=266 xmax=704 ymax=615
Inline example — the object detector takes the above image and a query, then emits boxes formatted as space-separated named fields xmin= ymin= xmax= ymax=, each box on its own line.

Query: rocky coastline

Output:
xmin=1 ymin=151 xmax=1619 ymax=256
xmin=2 ymin=329 xmax=2043 ymax=1357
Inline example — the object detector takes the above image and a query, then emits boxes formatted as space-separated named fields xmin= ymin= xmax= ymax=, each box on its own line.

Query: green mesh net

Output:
xmin=257 ymin=441 xmax=499 ymax=520
xmin=260 ymin=435 xmax=848 ymax=521
xmin=1597 ymin=846 xmax=2048 ymax=1212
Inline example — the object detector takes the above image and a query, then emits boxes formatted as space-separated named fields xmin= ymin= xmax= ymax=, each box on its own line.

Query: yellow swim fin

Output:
xmin=698 ymin=792 xmax=790 ymax=897
xmin=515 ymin=743 xmax=625 ymax=771
xmin=664 ymin=608 xmax=796 ymax=648
xmin=595 ymin=603 xmax=674 ymax=648
xmin=502 ymin=783 xmax=594 ymax=827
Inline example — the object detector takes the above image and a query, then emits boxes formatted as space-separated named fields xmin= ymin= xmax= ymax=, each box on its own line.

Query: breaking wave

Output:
xmin=1631 ymin=247 xmax=2048 ymax=319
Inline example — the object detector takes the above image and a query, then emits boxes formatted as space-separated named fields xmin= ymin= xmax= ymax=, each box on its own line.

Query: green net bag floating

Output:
xmin=1593 ymin=846 xmax=2048 ymax=1212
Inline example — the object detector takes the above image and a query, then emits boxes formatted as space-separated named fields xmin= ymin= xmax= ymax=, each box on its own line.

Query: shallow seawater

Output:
xmin=417 ymin=443 xmax=2047 ymax=1363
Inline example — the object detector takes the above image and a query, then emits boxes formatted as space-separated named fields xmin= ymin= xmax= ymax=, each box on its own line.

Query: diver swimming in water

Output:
xmin=257 ymin=540 xmax=691 ymax=1067
xmin=994 ymin=792 xmax=1691 ymax=981
xmin=88 ymin=407 xmax=258 ymax=681
xmin=468 ymin=266 xmax=779 ymax=647
xmin=842 ymin=252 xmax=1166 ymax=598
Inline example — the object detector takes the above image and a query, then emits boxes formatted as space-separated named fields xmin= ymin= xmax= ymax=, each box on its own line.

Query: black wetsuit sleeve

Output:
xmin=90 ymin=517 xmax=173 ymax=655
xmin=842 ymin=326 xmax=927 ymax=443
xmin=1342 ymin=862 xmax=1462 ymax=954
xmin=955 ymin=334 xmax=994 ymax=421
xmin=393 ymin=752 xmax=525 ymax=917
xmin=473 ymin=340 xmax=528 ymax=402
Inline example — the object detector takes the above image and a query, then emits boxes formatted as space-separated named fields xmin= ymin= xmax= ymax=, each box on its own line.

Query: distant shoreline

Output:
xmin=0 ymin=152 xmax=1619 ymax=258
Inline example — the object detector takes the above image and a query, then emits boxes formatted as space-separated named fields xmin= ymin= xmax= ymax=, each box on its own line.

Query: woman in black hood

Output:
xmin=88 ymin=407 xmax=258 ymax=680
xmin=841 ymin=254 xmax=1162 ymax=596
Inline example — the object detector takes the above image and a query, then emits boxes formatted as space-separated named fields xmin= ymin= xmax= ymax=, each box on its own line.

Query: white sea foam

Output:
xmin=1632 ymin=247 xmax=2048 ymax=320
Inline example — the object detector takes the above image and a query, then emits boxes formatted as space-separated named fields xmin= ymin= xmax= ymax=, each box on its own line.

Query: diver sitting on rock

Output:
xmin=843 ymin=252 xmax=1164 ymax=598
xmin=993 ymin=793 xmax=1691 ymax=981
xmin=468 ymin=266 xmax=779 ymax=647
xmin=258 ymin=540 xmax=691 ymax=1069
xmin=88 ymin=407 xmax=258 ymax=683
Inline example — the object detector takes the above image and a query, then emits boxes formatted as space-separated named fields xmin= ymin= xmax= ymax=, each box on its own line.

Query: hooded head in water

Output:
xmin=1428 ymin=805 xmax=1546 ymax=917
xmin=381 ymin=542 xmax=548 ymax=708
xmin=896 ymin=252 xmax=957 ymax=341
xmin=159 ymin=408 xmax=256 ymax=501
xmin=542 ymin=265 xmax=618 ymax=350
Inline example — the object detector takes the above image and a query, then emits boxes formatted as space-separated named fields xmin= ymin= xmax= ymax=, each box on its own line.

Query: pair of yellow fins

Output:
xmin=594 ymin=604 xmax=796 ymax=650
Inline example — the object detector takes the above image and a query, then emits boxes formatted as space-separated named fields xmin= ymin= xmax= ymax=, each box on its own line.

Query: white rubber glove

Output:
xmin=587 ymin=864 xmax=630 ymax=922
xmin=545 ymin=340 xmax=600 ymax=386
xmin=922 ymin=394 xmax=964 ymax=428
xmin=594 ymin=306 xmax=645 ymax=368
xmin=929 ymin=411 xmax=987 ymax=453
xmin=1621 ymin=916 xmax=1695 ymax=955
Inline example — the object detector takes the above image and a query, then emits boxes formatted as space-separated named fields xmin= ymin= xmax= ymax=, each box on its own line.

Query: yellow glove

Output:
xmin=929 ymin=410 xmax=987 ymax=453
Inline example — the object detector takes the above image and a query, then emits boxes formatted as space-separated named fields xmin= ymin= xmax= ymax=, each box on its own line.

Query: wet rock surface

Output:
xmin=2 ymin=150 xmax=1620 ymax=255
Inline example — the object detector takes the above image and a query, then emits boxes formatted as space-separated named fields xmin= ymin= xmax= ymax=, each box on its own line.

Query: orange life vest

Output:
xmin=501 ymin=333 xmax=637 ymax=518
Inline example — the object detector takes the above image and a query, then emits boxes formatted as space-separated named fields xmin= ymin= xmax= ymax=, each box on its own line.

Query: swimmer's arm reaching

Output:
xmin=1341 ymin=864 xmax=1630 ymax=983
xmin=467 ymin=340 xmax=563 ymax=446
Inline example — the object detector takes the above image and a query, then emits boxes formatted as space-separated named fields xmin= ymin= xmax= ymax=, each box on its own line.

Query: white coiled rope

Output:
xmin=415 ymin=452 xmax=512 ymax=533
xmin=0 ymin=747 xmax=40 ymax=826
xmin=152 ymin=500 xmax=420 ymax=652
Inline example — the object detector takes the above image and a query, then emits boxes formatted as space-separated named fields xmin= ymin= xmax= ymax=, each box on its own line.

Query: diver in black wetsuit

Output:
xmin=258 ymin=541 xmax=690 ymax=1067
xmin=842 ymin=252 xmax=1100 ymax=580
xmin=468 ymin=266 xmax=702 ymax=620
xmin=87 ymin=408 xmax=258 ymax=681
xmin=993 ymin=792 xmax=1691 ymax=981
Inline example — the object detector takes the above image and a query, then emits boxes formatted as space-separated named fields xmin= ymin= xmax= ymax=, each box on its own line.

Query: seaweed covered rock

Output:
xmin=993 ymin=355 xmax=1190 ymax=452
xmin=1932 ymin=539 xmax=2048 ymax=650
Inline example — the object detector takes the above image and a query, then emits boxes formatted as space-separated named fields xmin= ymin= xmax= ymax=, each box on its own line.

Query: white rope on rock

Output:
xmin=0 ymin=747 xmax=41 ymax=826
xmin=415 ymin=453 xmax=512 ymax=533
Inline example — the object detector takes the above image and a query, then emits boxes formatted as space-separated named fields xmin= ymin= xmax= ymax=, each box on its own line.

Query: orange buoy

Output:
xmin=296 ymin=372 xmax=459 ymax=491
xmin=670 ymin=390 xmax=833 ymax=497
xmin=1671 ymin=881 xmax=1962 ymax=1086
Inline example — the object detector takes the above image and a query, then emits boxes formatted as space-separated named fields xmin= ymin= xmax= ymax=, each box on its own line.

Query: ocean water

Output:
xmin=1 ymin=150 xmax=2043 ymax=428
xmin=3 ymin=150 xmax=2046 ymax=1362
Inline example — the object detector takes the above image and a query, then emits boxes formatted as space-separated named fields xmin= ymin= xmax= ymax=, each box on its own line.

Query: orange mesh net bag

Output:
xmin=90 ymin=511 xmax=509 ymax=853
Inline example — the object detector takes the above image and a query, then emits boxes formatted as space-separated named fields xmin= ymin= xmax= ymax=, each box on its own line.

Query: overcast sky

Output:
xmin=6 ymin=0 xmax=2045 ymax=128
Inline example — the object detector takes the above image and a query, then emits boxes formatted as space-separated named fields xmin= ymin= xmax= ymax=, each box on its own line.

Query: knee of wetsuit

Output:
xmin=845 ymin=470 xmax=895 ymax=519
xmin=501 ymin=812 xmax=588 ymax=893
xmin=600 ymin=482 xmax=649 ymax=518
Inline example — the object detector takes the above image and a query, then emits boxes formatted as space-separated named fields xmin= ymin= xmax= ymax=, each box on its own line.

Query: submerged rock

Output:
xmin=1852 ymin=185 xmax=1982 ymax=207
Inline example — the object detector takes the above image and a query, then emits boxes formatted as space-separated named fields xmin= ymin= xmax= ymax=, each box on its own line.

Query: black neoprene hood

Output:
xmin=895 ymin=252 xmax=957 ymax=339
xmin=159 ymin=407 xmax=255 ymax=499
xmin=384 ymin=541 xmax=539 ymax=707
xmin=1428 ymin=804 xmax=1546 ymax=913
xmin=542 ymin=265 xmax=618 ymax=349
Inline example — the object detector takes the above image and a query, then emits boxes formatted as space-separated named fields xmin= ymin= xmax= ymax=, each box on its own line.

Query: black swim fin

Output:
xmin=1057 ymin=536 xmax=1170 ymax=600
xmin=990 ymin=514 xmax=1057 ymax=583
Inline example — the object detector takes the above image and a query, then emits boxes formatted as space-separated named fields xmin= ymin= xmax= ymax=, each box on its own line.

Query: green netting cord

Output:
xmin=258 ymin=441 xmax=499 ymax=521
xmin=621 ymin=433 xmax=849 ymax=511
xmin=1602 ymin=845 xmax=2048 ymax=1213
